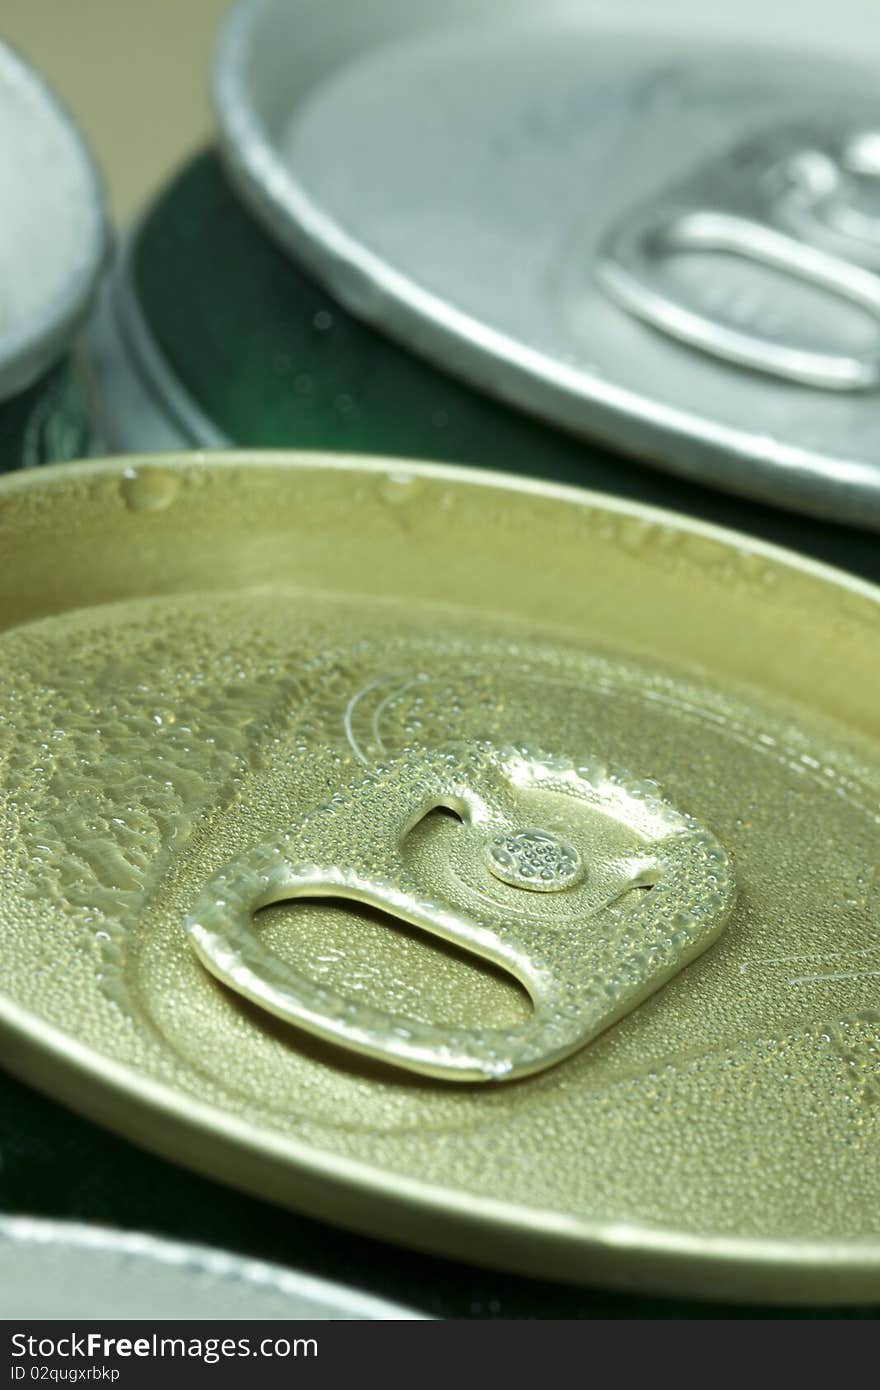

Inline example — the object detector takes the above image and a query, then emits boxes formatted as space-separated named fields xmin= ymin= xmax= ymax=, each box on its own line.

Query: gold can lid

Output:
xmin=1 ymin=454 xmax=878 ymax=1301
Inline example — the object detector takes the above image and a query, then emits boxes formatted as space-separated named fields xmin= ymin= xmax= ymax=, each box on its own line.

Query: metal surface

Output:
xmin=0 ymin=1217 xmax=421 ymax=1318
xmin=1 ymin=454 xmax=879 ymax=1303
xmin=216 ymin=0 xmax=880 ymax=527
xmin=188 ymin=741 xmax=734 ymax=1081
xmin=0 ymin=40 xmax=107 ymax=402
xmin=82 ymin=242 xmax=224 ymax=455
xmin=597 ymin=124 xmax=880 ymax=391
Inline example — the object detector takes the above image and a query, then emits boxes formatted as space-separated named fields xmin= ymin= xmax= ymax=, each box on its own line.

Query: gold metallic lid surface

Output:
xmin=0 ymin=454 xmax=878 ymax=1302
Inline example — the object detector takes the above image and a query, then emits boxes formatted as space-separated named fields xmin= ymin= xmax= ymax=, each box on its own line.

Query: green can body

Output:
xmin=90 ymin=152 xmax=880 ymax=587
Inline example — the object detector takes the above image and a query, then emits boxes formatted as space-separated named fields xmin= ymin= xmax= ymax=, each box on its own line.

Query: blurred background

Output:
xmin=5 ymin=0 xmax=227 ymax=221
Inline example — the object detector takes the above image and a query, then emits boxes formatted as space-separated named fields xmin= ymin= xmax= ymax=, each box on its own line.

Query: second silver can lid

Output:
xmin=215 ymin=0 xmax=880 ymax=529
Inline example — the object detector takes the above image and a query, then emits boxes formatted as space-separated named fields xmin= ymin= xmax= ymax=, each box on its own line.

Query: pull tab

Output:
xmin=596 ymin=122 xmax=880 ymax=390
xmin=185 ymin=742 xmax=735 ymax=1082
xmin=776 ymin=130 xmax=880 ymax=265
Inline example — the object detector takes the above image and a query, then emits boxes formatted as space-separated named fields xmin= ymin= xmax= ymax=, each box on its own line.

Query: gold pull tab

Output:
xmin=185 ymin=741 xmax=735 ymax=1082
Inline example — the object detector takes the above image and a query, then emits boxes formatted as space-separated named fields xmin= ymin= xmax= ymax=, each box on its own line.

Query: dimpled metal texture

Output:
xmin=0 ymin=456 xmax=879 ymax=1301
xmin=484 ymin=827 xmax=583 ymax=892
xmin=186 ymin=741 xmax=734 ymax=1081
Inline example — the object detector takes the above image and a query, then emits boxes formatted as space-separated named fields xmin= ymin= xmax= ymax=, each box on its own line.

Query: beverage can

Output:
xmin=1 ymin=452 xmax=878 ymax=1302
xmin=214 ymin=0 xmax=880 ymax=527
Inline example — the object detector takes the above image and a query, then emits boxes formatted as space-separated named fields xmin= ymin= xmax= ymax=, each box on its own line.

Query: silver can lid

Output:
xmin=0 ymin=1218 xmax=424 ymax=1318
xmin=0 ymin=41 xmax=107 ymax=402
xmin=216 ymin=0 xmax=880 ymax=528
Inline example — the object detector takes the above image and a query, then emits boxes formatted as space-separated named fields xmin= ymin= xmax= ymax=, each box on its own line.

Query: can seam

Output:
xmin=111 ymin=231 xmax=229 ymax=449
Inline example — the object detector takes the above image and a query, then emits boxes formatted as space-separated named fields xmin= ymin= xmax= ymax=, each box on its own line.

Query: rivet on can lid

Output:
xmin=186 ymin=740 xmax=735 ymax=1083
xmin=483 ymin=828 xmax=583 ymax=891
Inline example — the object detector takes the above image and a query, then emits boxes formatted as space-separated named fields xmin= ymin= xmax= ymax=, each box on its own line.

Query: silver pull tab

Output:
xmin=185 ymin=741 xmax=735 ymax=1083
xmin=777 ymin=130 xmax=880 ymax=264
xmin=596 ymin=123 xmax=880 ymax=391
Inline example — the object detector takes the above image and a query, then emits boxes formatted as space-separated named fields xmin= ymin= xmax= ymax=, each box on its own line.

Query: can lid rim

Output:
xmin=0 ymin=40 xmax=109 ymax=403
xmin=4 ymin=983 xmax=880 ymax=1303
xmin=4 ymin=446 xmax=879 ymax=617
xmin=0 ymin=1216 xmax=426 ymax=1318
